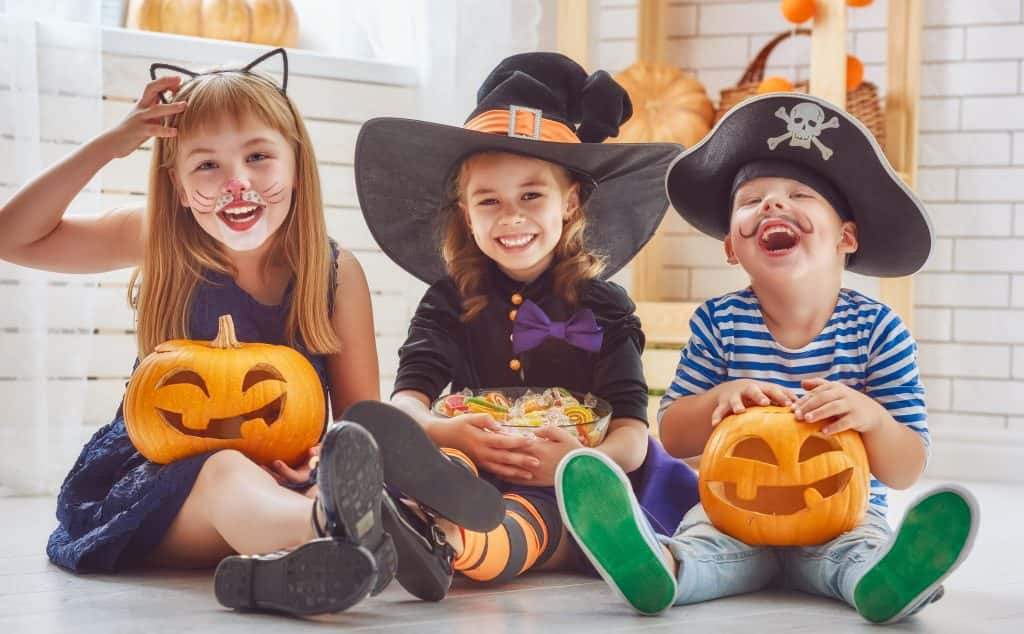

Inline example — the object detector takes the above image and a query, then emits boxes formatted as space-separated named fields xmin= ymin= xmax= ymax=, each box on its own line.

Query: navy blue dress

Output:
xmin=47 ymin=243 xmax=338 ymax=573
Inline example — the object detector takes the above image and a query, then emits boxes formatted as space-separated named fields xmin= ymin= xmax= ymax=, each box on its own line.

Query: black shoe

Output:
xmin=214 ymin=538 xmax=376 ymax=616
xmin=315 ymin=422 xmax=398 ymax=596
xmin=342 ymin=401 xmax=504 ymax=532
xmin=381 ymin=491 xmax=455 ymax=602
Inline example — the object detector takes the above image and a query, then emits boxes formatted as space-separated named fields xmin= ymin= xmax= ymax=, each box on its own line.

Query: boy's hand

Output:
xmin=711 ymin=379 xmax=798 ymax=425
xmin=438 ymin=413 xmax=540 ymax=481
xmin=792 ymin=378 xmax=887 ymax=434
xmin=505 ymin=425 xmax=583 ymax=487
xmin=100 ymin=76 xmax=188 ymax=158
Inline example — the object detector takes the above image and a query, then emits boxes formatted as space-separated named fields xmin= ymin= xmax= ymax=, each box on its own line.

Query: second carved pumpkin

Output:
xmin=698 ymin=406 xmax=870 ymax=546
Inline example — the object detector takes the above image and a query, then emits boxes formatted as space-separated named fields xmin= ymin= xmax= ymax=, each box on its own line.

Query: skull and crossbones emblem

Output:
xmin=766 ymin=102 xmax=840 ymax=160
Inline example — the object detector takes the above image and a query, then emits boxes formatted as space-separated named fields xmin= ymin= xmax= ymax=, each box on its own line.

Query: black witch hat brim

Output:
xmin=666 ymin=93 xmax=933 ymax=277
xmin=355 ymin=117 xmax=683 ymax=285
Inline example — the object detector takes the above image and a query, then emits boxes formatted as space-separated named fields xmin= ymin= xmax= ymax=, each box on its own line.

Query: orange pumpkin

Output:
xmin=612 ymin=62 xmax=715 ymax=147
xmin=124 ymin=314 xmax=324 ymax=465
xmin=698 ymin=406 xmax=869 ymax=546
xmin=125 ymin=0 xmax=299 ymax=47
xmin=757 ymin=76 xmax=795 ymax=94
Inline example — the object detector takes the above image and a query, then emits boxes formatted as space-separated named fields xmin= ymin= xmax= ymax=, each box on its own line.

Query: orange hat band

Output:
xmin=464 ymin=107 xmax=580 ymax=143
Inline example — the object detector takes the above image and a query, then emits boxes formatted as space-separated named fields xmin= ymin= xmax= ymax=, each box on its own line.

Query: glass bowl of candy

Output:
xmin=432 ymin=387 xmax=612 ymax=447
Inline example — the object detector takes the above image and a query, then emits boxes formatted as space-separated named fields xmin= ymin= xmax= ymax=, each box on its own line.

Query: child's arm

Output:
xmin=326 ymin=249 xmax=381 ymax=415
xmin=0 ymin=76 xmax=186 ymax=273
xmin=660 ymin=380 xmax=797 ymax=458
xmin=793 ymin=377 xmax=927 ymax=489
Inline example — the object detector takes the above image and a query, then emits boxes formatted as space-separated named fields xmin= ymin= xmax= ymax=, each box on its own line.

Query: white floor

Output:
xmin=1 ymin=479 xmax=1021 ymax=633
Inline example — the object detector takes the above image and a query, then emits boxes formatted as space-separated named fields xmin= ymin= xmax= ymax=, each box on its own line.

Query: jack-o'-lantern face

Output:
xmin=698 ymin=406 xmax=869 ymax=546
xmin=124 ymin=315 xmax=324 ymax=465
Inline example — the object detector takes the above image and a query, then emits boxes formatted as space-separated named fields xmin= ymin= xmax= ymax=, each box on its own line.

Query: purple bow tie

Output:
xmin=512 ymin=299 xmax=604 ymax=355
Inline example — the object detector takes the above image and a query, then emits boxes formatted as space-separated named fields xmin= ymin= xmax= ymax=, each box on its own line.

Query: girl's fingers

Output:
xmin=139 ymin=75 xmax=182 ymax=106
xmin=729 ymin=393 xmax=746 ymax=415
xmin=482 ymin=432 xmax=533 ymax=450
xmin=710 ymin=402 xmax=729 ymax=426
xmin=487 ymin=450 xmax=540 ymax=469
xmin=145 ymin=101 xmax=188 ymax=119
xmin=482 ymin=461 xmax=533 ymax=480
xmin=145 ymin=124 xmax=178 ymax=138
xmin=463 ymin=414 xmax=502 ymax=431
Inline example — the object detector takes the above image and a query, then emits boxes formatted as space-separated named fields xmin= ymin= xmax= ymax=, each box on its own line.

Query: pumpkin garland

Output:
xmin=126 ymin=0 xmax=299 ymax=48
xmin=124 ymin=314 xmax=324 ymax=465
xmin=698 ymin=406 xmax=870 ymax=546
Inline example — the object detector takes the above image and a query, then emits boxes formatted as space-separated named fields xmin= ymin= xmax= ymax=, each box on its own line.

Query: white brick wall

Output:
xmin=597 ymin=0 xmax=1024 ymax=481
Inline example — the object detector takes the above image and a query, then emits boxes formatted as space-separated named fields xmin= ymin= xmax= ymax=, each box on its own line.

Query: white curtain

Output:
xmin=295 ymin=0 xmax=543 ymax=124
xmin=0 ymin=0 xmax=103 ymax=495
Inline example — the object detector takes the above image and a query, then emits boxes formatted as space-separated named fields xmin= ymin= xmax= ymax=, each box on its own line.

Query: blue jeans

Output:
xmin=658 ymin=503 xmax=893 ymax=607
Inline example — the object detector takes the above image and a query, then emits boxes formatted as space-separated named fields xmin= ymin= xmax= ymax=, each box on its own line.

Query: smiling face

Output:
xmin=124 ymin=316 xmax=324 ymax=466
xmin=724 ymin=176 xmax=858 ymax=284
xmin=170 ymin=114 xmax=296 ymax=253
xmin=460 ymin=152 xmax=580 ymax=283
xmin=698 ymin=406 xmax=870 ymax=546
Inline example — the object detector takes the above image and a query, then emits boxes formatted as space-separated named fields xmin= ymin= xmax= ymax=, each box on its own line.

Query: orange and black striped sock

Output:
xmin=453 ymin=492 xmax=562 ymax=583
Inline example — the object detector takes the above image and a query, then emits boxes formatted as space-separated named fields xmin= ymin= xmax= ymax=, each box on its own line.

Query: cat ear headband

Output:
xmin=148 ymin=47 xmax=289 ymax=103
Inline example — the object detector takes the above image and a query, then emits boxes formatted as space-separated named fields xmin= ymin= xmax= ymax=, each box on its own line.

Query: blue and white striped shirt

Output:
xmin=658 ymin=288 xmax=929 ymax=516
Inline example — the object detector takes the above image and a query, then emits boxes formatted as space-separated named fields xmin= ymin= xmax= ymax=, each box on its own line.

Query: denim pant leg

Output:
xmin=658 ymin=503 xmax=781 ymax=606
xmin=782 ymin=510 xmax=892 ymax=607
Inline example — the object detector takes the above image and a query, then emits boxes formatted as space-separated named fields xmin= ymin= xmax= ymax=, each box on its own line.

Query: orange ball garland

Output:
xmin=757 ymin=76 xmax=795 ymax=94
xmin=781 ymin=0 xmax=815 ymax=24
xmin=846 ymin=55 xmax=864 ymax=90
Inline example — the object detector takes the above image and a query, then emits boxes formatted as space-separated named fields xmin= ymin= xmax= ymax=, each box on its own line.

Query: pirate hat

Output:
xmin=355 ymin=52 xmax=683 ymax=285
xmin=666 ymin=93 xmax=933 ymax=277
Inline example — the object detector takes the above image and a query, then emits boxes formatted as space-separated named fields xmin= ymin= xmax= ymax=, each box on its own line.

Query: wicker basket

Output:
xmin=715 ymin=29 xmax=885 ymax=147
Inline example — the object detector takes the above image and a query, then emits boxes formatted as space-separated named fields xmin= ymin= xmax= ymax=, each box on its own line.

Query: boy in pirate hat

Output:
xmin=556 ymin=93 xmax=978 ymax=622
xmin=349 ymin=52 xmax=700 ymax=600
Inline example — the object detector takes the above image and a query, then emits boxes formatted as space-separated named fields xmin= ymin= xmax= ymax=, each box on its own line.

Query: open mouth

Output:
xmin=496 ymin=233 xmax=537 ymax=251
xmin=706 ymin=467 xmax=854 ymax=515
xmin=757 ymin=221 xmax=800 ymax=255
xmin=157 ymin=393 xmax=286 ymax=439
xmin=217 ymin=204 xmax=265 ymax=232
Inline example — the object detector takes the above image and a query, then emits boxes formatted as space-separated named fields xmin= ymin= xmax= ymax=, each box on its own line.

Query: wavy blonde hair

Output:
xmin=130 ymin=69 xmax=337 ymax=357
xmin=441 ymin=152 xmax=605 ymax=321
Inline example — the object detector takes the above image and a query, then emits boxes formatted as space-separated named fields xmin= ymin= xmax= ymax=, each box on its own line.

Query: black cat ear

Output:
xmin=149 ymin=62 xmax=198 ymax=104
xmin=243 ymin=47 xmax=289 ymax=94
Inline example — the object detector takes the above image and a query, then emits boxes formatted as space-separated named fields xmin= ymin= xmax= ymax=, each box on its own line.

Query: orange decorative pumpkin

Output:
xmin=124 ymin=314 xmax=324 ymax=465
xmin=125 ymin=0 xmax=299 ymax=47
xmin=612 ymin=62 xmax=715 ymax=147
xmin=698 ymin=406 xmax=869 ymax=546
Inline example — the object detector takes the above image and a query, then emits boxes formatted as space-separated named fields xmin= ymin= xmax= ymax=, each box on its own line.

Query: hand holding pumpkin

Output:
xmin=265 ymin=443 xmax=320 ymax=490
xmin=792 ymin=378 xmax=888 ymax=435
xmin=710 ymin=379 xmax=799 ymax=426
xmin=100 ymin=76 xmax=187 ymax=158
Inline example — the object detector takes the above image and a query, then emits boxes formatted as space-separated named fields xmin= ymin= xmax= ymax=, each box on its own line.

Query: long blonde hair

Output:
xmin=441 ymin=152 xmax=605 ymax=321
xmin=130 ymin=69 xmax=337 ymax=357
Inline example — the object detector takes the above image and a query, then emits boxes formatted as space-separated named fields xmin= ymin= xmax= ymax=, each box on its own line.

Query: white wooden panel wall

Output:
xmin=0 ymin=33 xmax=422 ymax=442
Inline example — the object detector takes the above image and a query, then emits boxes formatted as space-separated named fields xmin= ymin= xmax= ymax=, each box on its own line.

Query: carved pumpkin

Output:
xmin=612 ymin=62 xmax=715 ymax=147
xmin=125 ymin=0 xmax=299 ymax=47
xmin=124 ymin=314 xmax=324 ymax=465
xmin=698 ymin=406 xmax=869 ymax=546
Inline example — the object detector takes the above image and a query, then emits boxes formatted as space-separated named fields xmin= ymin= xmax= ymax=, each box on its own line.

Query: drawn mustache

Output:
xmin=738 ymin=214 xmax=813 ymax=239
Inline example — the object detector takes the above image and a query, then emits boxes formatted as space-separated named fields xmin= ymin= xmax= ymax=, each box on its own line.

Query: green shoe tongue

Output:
xmin=854 ymin=489 xmax=975 ymax=623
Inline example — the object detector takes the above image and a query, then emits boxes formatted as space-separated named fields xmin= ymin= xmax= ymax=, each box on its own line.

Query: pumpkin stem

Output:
xmin=211 ymin=314 xmax=242 ymax=349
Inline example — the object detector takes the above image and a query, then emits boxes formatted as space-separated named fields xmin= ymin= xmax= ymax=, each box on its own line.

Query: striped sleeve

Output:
xmin=864 ymin=305 xmax=930 ymax=453
xmin=657 ymin=301 xmax=727 ymax=423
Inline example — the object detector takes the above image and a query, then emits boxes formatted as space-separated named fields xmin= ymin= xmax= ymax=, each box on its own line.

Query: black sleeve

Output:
xmin=586 ymin=281 xmax=649 ymax=425
xmin=391 ymin=280 xmax=463 ymax=402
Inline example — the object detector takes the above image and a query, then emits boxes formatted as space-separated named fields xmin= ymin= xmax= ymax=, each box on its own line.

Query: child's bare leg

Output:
xmin=149 ymin=449 xmax=315 ymax=567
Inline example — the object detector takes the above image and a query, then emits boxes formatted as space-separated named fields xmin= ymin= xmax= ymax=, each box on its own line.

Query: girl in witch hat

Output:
xmin=351 ymin=52 xmax=701 ymax=600
xmin=0 ymin=49 xmax=409 ymax=616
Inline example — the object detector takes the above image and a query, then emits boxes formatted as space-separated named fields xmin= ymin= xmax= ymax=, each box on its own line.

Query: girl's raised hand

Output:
xmin=101 ymin=76 xmax=187 ymax=158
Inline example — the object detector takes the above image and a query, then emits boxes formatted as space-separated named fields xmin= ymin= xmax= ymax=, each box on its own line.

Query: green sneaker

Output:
xmin=556 ymin=449 xmax=678 ymax=616
xmin=854 ymin=485 xmax=978 ymax=624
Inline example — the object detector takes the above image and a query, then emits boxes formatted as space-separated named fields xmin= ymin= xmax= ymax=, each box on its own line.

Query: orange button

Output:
xmin=509 ymin=359 xmax=521 ymax=371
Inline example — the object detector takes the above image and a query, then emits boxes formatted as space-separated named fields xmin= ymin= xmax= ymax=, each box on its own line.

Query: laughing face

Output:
xmin=725 ymin=176 xmax=857 ymax=283
xmin=461 ymin=152 xmax=580 ymax=283
xmin=171 ymin=114 xmax=295 ymax=253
